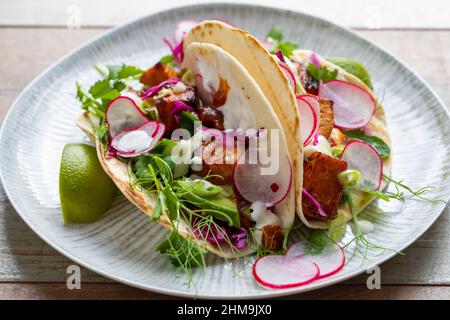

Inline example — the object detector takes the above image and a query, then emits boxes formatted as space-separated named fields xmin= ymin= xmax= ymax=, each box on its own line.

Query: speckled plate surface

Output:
xmin=1 ymin=3 xmax=449 ymax=299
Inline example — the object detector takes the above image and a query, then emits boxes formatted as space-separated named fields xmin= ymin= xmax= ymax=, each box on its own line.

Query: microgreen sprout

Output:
xmin=343 ymin=191 xmax=403 ymax=263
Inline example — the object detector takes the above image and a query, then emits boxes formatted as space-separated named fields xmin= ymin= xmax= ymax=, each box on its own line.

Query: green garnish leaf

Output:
xmin=162 ymin=186 xmax=179 ymax=221
xmin=306 ymin=63 xmax=338 ymax=83
xmin=328 ymin=211 xmax=346 ymax=243
xmin=265 ymin=26 xmax=299 ymax=57
xmin=266 ymin=26 xmax=283 ymax=42
xmin=75 ymin=82 xmax=103 ymax=117
xmin=151 ymin=198 xmax=163 ymax=222
xmin=160 ymin=54 xmax=175 ymax=66
xmin=156 ymin=230 xmax=206 ymax=268
xmin=117 ymin=65 xmax=144 ymax=79
xmin=344 ymin=130 xmax=391 ymax=159
xmin=94 ymin=122 xmax=109 ymax=146
xmin=305 ymin=229 xmax=332 ymax=255
xmin=134 ymin=156 xmax=153 ymax=179
xmin=89 ymin=79 xmax=120 ymax=100
xmin=178 ymin=111 xmax=199 ymax=136
xmin=277 ymin=41 xmax=298 ymax=58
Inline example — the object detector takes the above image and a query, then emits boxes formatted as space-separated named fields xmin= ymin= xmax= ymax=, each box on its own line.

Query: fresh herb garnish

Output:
xmin=265 ymin=26 xmax=299 ymax=57
xmin=160 ymin=54 xmax=176 ymax=68
xmin=382 ymin=175 xmax=445 ymax=204
xmin=129 ymin=154 xmax=244 ymax=275
xmin=344 ymin=191 xmax=403 ymax=261
xmin=178 ymin=111 xmax=199 ymax=136
xmin=306 ymin=63 xmax=338 ymax=83
xmin=76 ymin=64 xmax=144 ymax=120
xmin=344 ymin=130 xmax=391 ymax=159
xmin=156 ymin=230 xmax=206 ymax=269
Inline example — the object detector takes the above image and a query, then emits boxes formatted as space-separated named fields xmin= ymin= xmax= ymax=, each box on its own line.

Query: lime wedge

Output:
xmin=326 ymin=57 xmax=373 ymax=90
xmin=59 ymin=143 xmax=116 ymax=223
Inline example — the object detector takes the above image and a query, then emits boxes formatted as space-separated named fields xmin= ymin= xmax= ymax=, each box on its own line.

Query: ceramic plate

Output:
xmin=1 ymin=3 xmax=449 ymax=298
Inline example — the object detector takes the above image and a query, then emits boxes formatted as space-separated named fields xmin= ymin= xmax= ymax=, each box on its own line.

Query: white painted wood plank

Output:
xmin=1 ymin=0 xmax=450 ymax=29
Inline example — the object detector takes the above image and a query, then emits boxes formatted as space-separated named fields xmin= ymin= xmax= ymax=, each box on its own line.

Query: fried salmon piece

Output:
xmin=302 ymin=152 xmax=348 ymax=221
xmin=154 ymin=100 xmax=179 ymax=135
xmin=196 ymin=139 xmax=246 ymax=185
xmin=318 ymin=98 xmax=334 ymax=139
xmin=261 ymin=224 xmax=284 ymax=250
xmin=153 ymin=83 xmax=196 ymax=134
xmin=140 ymin=62 xmax=177 ymax=87
xmin=196 ymin=105 xmax=224 ymax=130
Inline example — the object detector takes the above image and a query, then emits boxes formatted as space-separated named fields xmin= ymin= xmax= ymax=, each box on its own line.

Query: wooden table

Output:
xmin=1 ymin=0 xmax=450 ymax=300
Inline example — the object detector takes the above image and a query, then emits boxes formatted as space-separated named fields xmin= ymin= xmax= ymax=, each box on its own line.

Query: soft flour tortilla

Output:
xmin=290 ymin=50 xmax=392 ymax=229
xmin=75 ymin=42 xmax=295 ymax=257
xmin=183 ymin=21 xmax=304 ymax=219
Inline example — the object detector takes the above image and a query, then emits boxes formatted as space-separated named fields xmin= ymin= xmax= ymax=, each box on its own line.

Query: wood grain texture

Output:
xmin=0 ymin=27 xmax=449 ymax=299
xmin=0 ymin=283 xmax=449 ymax=300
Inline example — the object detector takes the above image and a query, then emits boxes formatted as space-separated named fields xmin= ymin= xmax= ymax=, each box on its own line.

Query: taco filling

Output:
xmin=75 ymin=32 xmax=295 ymax=266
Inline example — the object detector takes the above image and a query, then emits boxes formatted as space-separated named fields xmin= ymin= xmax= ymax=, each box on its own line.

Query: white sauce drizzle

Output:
xmin=250 ymin=201 xmax=281 ymax=245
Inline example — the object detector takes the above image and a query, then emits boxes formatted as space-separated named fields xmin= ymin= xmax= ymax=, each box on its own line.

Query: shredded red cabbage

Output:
xmin=302 ymin=188 xmax=327 ymax=217
xmin=163 ymin=37 xmax=184 ymax=64
xmin=142 ymin=77 xmax=180 ymax=100
xmin=193 ymin=221 xmax=248 ymax=251
xmin=171 ymin=101 xmax=195 ymax=123
xmin=275 ymin=50 xmax=286 ymax=63
xmin=312 ymin=132 xmax=320 ymax=145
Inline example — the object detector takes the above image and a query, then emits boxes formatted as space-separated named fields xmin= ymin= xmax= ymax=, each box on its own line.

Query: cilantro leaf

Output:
xmin=265 ymin=26 xmax=299 ymax=57
xmin=106 ymin=65 xmax=122 ymax=79
xmin=266 ymin=26 xmax=283 ymax=42
xmin=344 ymin=130 xmax=391 ymax=159
xmin=75 ymin=82 xmax=102 ymax=115
xmin=117 ymin=65 xmax=144 ymax=79
xmin=89 ymin=79 xmax=117 ymax=99
xmin=306 ymin=63 xmax=338 ymax=82
xmin=277 ymin=41 xmax=298 ymax=58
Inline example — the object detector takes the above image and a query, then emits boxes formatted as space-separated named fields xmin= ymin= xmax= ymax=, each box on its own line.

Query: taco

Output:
xmin=75 ymin=38 xmax=296 ymax=262
xmin=183 ymin=21 xmax=392 ymax=231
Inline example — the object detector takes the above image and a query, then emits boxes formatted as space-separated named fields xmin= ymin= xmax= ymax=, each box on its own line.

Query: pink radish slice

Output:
xmin=233 ymin=151 xmax=292 ymax=207
xmin=298 ymin=94 xmax=321 ymax=123
xmin=296 ymin=96 xmax=319 ymax=146
xmin=110 ymin=121 xmax=165 ymax=158
xmin=279 ymin=63 xmax=297 ymax=93
xmin=287 ymin=242 xmax=345 ymax=279
xmin=340 ymin=140 xmax=383 ymax=190
xmin=173 ymin=20 xmax=197 ymax=43
xmin=106 ymin=96 xmax=150 ymax=137
xmin=318 ymin=80 xmax=376 ymax=129
xmin=253 ymin=255 xmax=319 ymax=289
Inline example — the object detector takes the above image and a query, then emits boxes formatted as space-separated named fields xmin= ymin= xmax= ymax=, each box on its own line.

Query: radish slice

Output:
xmin=279 ymin=63 xmax=297 ymax=93
xmin=106 ymin=96 xmax=150 ymax=137
xmin=298 ymin=94 xmax=321 ymax=123
xmin=318 ymin=80 xmax=376 ymax=129
xmin=233 ymin=151 xmax=292 ymax=207
xmin=287 ymin=242 xmax=345 ymax=279
xmin=340 ymin=140 xmax=383 ymax=190
xmin=110 ymin=121 xmax=165 ymax=158
xmin=253 ymin=255 xmax=319 ymax=289
xmin=173 ymin=20 xmax=197 ymax=44
xmin=296 ymin=97 xmax=319 ymax=146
